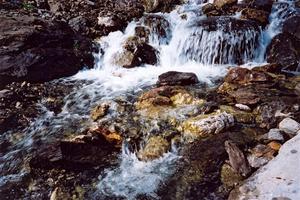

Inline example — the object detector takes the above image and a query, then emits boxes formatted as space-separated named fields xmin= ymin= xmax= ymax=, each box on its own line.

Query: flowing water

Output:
xmin=0 ymin=0 xmax=298 ymax=199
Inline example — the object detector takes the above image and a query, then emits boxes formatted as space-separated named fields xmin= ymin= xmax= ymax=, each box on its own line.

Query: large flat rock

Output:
xmin=230 ymin=133 xmax=300 ymax=199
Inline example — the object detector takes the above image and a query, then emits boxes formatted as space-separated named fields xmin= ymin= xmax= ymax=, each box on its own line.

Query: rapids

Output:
xmin=0 ymin=0 xmax=298 ymax=199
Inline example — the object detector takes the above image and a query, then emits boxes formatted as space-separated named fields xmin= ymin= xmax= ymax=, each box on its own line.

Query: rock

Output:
xmin=0 ymin=15 xmax=93 ymax=88
xmin=235 ymin=104 xmax=251 ymax=111
xmin=283 ymin=16 xmax=300 ymax=41
xmin=241 ymin=8 xmax=269 ymax=26
xmin=90 ymin=103 xmax=110 ymax=121
xmin=230 ymin=88 xmax=261 ymax=105
xmin=296 ymin=83 xmax=300 ymax=96
xmin=221 ymin=163 xmax=244 ymax=188
xmin=267 ymin=129 xmax=284 ymax=141
xmin=88 ymin=126 xmax=123 ymax=147
xmin=68 ymin=16 xmax=88 ymax=34
xmin=247 ymin=154 xmax=269 ymax=168
xmin=140 ymin=0 xmax=182 ymax=13
xmin=157 ymin=71 xmax=199 ymax=86
xmin=112 ymin=36 xmax=158 ymax=68
xmin=220 ymin=105 xmax=254 ymax=124
xmin=202 ymin=3 xmax=217 ymax=15
xmin=230 ymin=134 xmax=300 ymax=200
xmin=225 ymin=140 xmax=251 ymax=176
xmin=137 ymin=136 xmax=170 ymax=161
xmin=247 ymin=144 xmax=275 ymax=168
xmin=268 ymin=141 xmax=281 ymax=151
xmin=266 ymin=33 xmax=300 ymax=73
xmin=249 ymin=0 xmax=273 ymax=12
xmin=142 ymin=14 xmax=171 ymax=44
xmin=213 ymin=0 xmax=237 ymax=9
xmin=97 ymin=13 xmax=125 ymax=35
xmin=279 ymin=118 xmax=300 ymax=135
xmin=224 ymin=67 xmax=271 ymax=85
xmin=182 ymin=112 xmax=235 ymax=138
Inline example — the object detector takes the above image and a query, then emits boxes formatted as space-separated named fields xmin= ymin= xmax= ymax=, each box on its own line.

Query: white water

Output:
xmin=96 ymin=144 xmax=179 ymax=200
xmin=0 ymin=0 xmax=298 ymax=199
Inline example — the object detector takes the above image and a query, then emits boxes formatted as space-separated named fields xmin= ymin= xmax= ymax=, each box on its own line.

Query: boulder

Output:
xmin=230 ymin=134 xmax=300 ymax=200
xmin=283 ymin=16 xmax=300 ymax=41
xmin=140 ymin=0 xmax=182 ymax=13
xmin=224 ymin=67 xmax=271 ymax=85
xmin=112 ymin=36 xmax=158 ymax=68
xmin=241 ymin=8 xmax=269 ymax=26
xmin=182 ymin=112 xmax=235 ymax=138
xmin=0 ymin=15 xmax=93 ymax=88
xmin=249 ymin=0 xmax=273 ymax=12
xmin=279 ymin=118 xmax=300 ymax=135
xmin=225 ymin=140 xmax=251 ymax=176
xmin=137 ymin=136 xmax=170 ymax=161
xmin=157 ymin=71 xmax=199 ymax=86
xmin=213 ymin=0 xmax=237 ymax=9
xmin=266 ymin=33 xmax=300 ymax=73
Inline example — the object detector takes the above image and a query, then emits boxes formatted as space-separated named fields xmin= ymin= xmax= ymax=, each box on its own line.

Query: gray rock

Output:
xmin=279 ymin=118 xmax=300 ymax=135
xmin=267 ymin=128 xmax=284 ymax=141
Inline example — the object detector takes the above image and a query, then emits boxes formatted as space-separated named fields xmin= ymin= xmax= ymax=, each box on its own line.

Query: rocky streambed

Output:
xmin=1 ymin=0 xmax=300 ymax=200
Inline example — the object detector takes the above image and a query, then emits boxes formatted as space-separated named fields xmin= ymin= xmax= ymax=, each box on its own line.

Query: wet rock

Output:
xmin=189 ymin=17 xmax=260 ymax=64
xmin=224 ymin=67 xmax=271 ymax=85
xmin=97 ymin=13 xmax=125 ymax=35
xmin=279 ymin=118 xmax=300 ymax=135
xmin=267 ymin=129 xmax=284 ymax=142
xmin=249 ymin=0 xmax=273 ymax=12
xmin=202 ymin=3 xmax=217 ymax=15
xmin=225 ymin=140 xmax=251 ymax=176
xmin=230 ymin=88 xmax=260 ymax=105
xmin=213 ymin=0 xmax=237 ymax=9
xmin=138 ymin=136 xmax=170 ymax=161
xmin=142 ymin=14 xmax=171 ymax=44
xmin=266 ymin=33 xmax=300 ymax=73
xmin=220 ymin=105 xmax=254 ymax=124
xmin=182 ymin=112 xmax=235 ymax=138
xmin=0 ymin=15 xmax=93 ymax=88
xmin=241 ymin=8 xmax=269 ymax=26
xmin=112 ymin=36 xmax=158 ymax=68
xmin=90 ymin=103 xmax=110 ymax=121
xmin=157 ymin=71 xmax=199 ymax=86
xmin=140 ymin=0 xmax=182 ymax=13
xmin=283 ymin=16 xmax=300 ymax=41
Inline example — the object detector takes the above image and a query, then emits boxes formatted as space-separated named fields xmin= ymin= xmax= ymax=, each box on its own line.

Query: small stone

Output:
xmin=279 ymin=118 xmax=300 ymax=135
xmin=247 ymin=154 xmax=269 ymax=168
xmin=235 ymin=104 xmax=251 ymax=111
xmin=268 ymin=141 xmax=282 ymax=151
xmin=138 ymin=136 xmax=170 ymax=161
xmin=15 ymin=102 xmax=22 ymax=109
xmin=90 ymin=103 xmax=110 ymax=121
xmin=267 ymin=129 xmax=284 ymax=141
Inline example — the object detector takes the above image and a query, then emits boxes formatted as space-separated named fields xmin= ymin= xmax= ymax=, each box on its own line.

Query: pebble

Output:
xmin=235 ymin=104 xmax=251 ymax=111
xmin=279 ymin=118 xmax=300 ymax=135
xmin=268 ymin=141 xmax=282 ymax=151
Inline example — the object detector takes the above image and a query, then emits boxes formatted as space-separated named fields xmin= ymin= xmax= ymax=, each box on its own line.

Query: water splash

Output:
xmin=96 ymin=145 xmax=179 ymax=200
